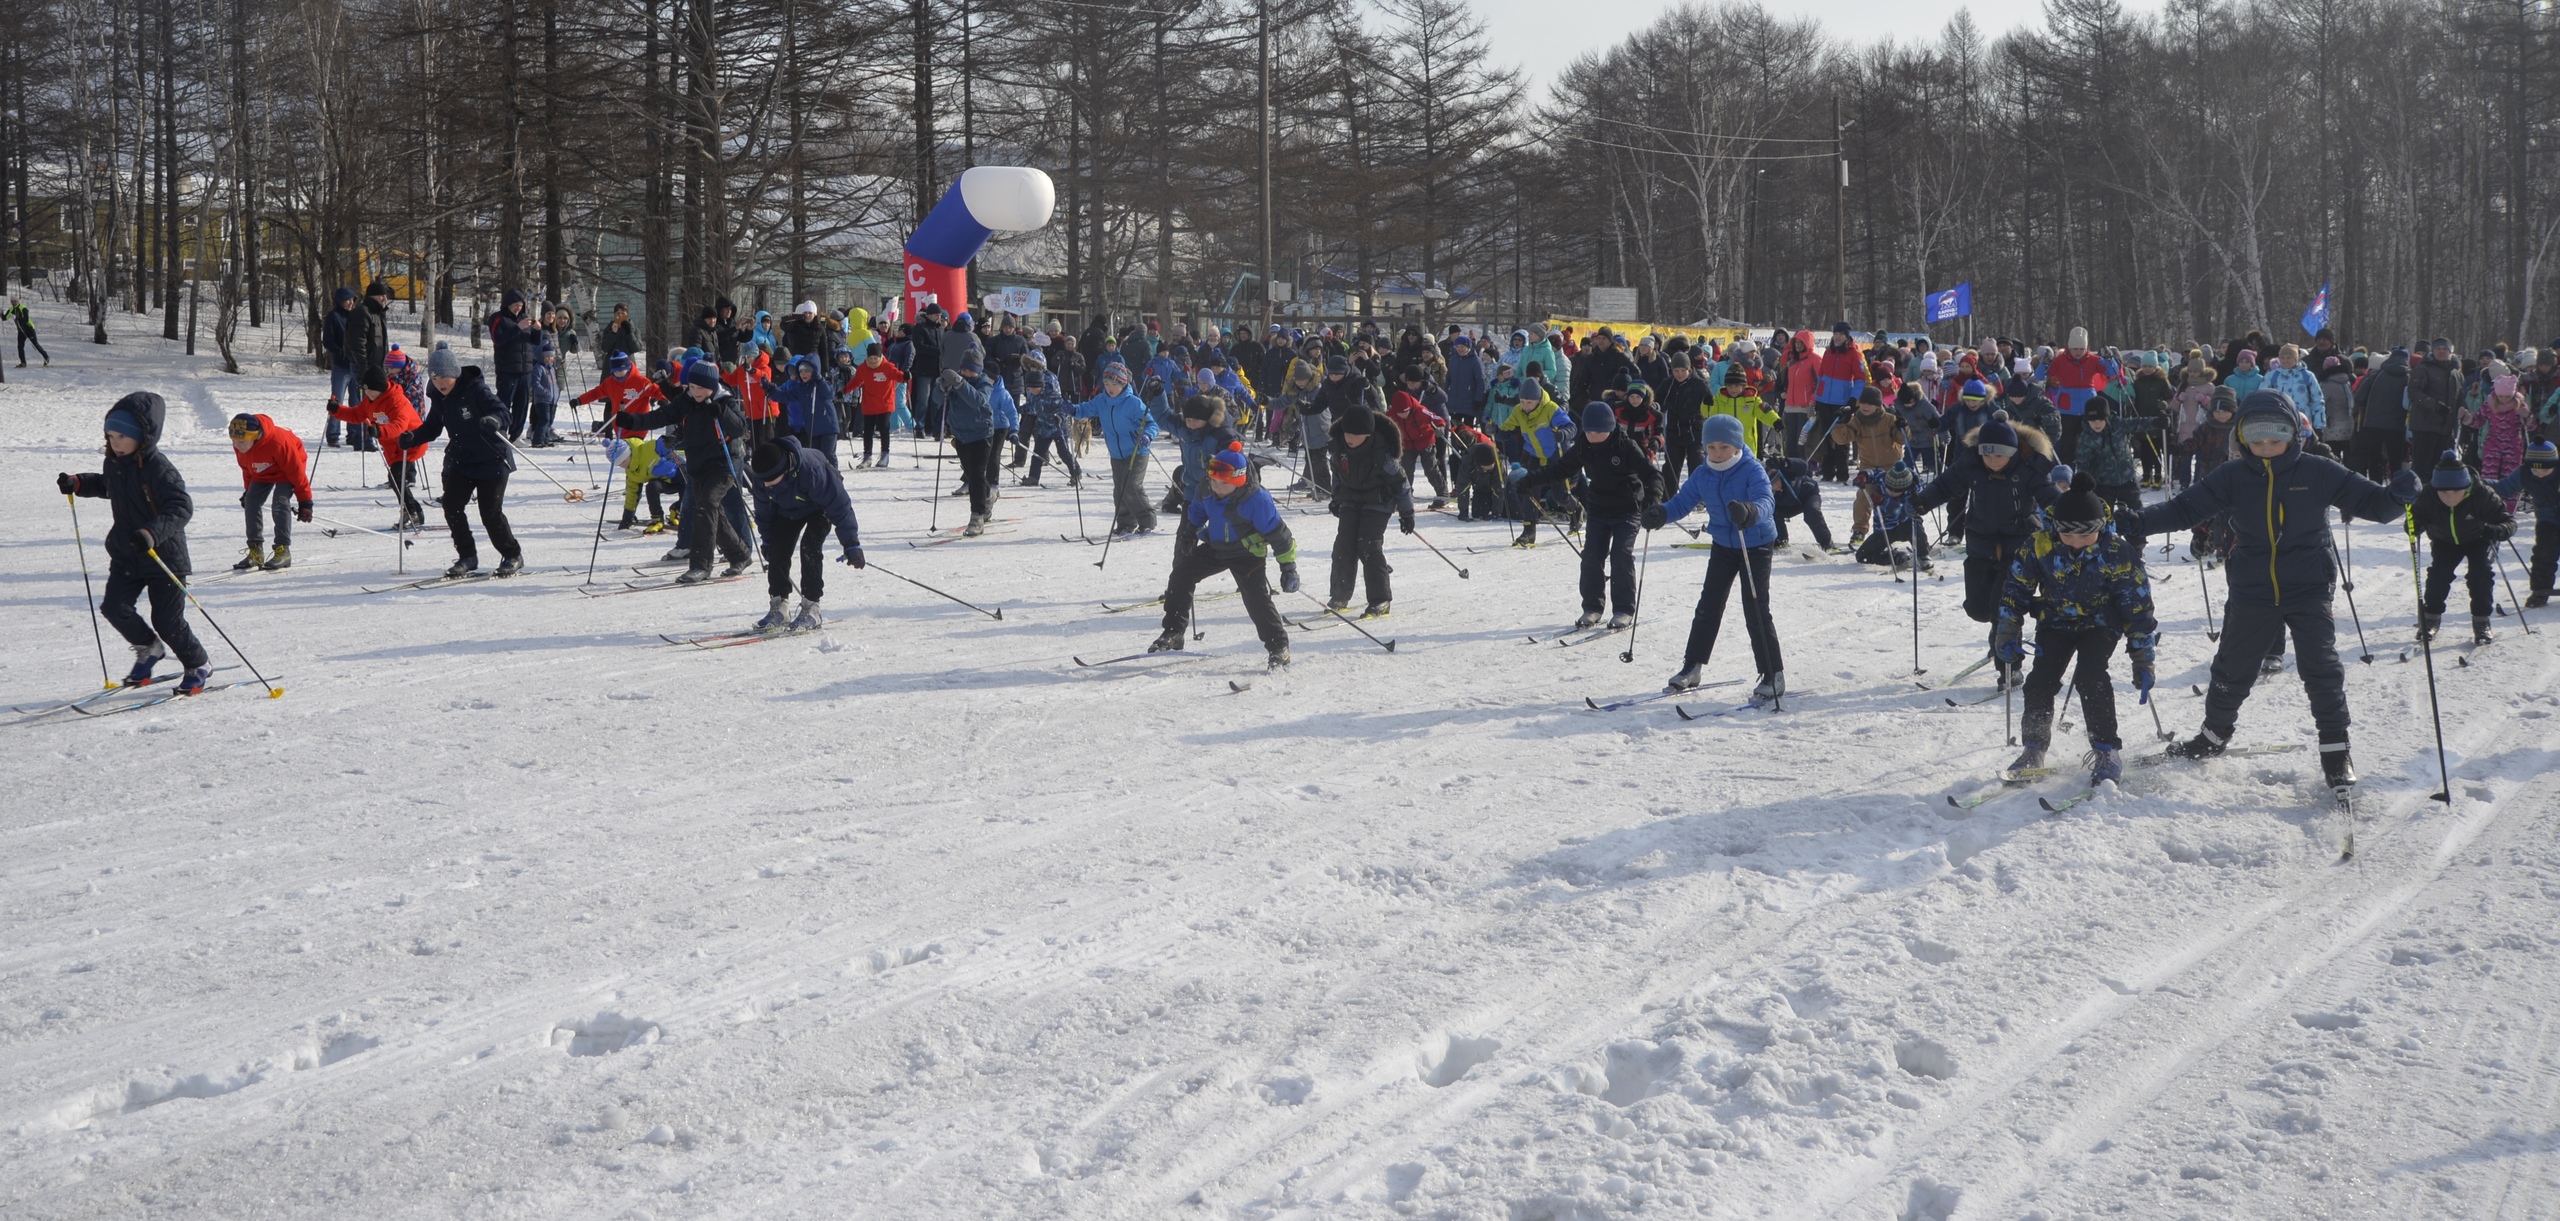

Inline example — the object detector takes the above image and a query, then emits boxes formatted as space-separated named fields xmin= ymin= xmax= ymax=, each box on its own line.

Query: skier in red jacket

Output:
xmin=225 ymin=413 xmax=313 ymax=571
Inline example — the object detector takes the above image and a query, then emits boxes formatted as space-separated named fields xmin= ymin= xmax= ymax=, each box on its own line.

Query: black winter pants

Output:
xmin=857 ymin=413 xmax=895 ymax=459
xmin=1400 ymin=448 xmax=1450 ymax=497
xmin=1773 ymin=479 xmax=1834 ymax=550
xmin=2424 ymin=541 xmax=2496 ymax=619
xmin=2203 ymin=597 xmax=2348 ymax=739
xmin=2347 ymin=428 xmax=2406 ymax=484
xmin=496 ymin=371 xmax=532 ymax=441
xmin=681 ymin=470 xmax=752 ymax=569
xmin=101 ymin=562 xmax=209 ymax=669
xmin=1681 ymin=543 xmax=1781 ymax=673
xmin=1329 ymin=511 xmax=1393 ymax=606
xmin=2531 ymin=525 xmax=2556 ymax=593
xmin=955 ymin=437 xmax=995 ymax=518
xmin=1160 ymin=547 xmax=1288 ymax=648
xmin=1962 ymin=538 xmax=2027 ymax=624
xmin=1854 ymin=517 xmax=1929 ymax=567
xmin=1662 ymin=431 xmax=1704 ymax=489
xmin=2021 ymin=625 xmax=2122 ymax=750
xmin=440 ymin=473 xmax=520 ymax=562
xmin=1109 ymin=454 xmax=1157 ymax=533
xmin=1580 ymin=511 xmax=1640 ymax=614
xmin=763 ymin=513 xmax=830 ymax=602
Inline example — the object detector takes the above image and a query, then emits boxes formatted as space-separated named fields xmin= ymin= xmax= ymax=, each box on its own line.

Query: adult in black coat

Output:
xmin=1325 ymin=404 xmax=1414 ymax=614
xmin=1911 ymin=412 xmax=2059 ymax=667
xmin=58 ymin=391 xmax=211 ymax=682
xmin=486 ymin=289 xmax=543 ymax=441
xmin=401 ymin=348 xmax=525 ymax=576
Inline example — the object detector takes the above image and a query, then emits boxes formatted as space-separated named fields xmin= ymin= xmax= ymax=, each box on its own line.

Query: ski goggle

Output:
xmin=2052 ymin=517 xmax=2106 ymax=536
xmin=2238 ymin=419 xmax=2295 ymax=445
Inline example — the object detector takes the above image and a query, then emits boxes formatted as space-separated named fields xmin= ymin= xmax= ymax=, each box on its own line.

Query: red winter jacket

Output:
xmin=1386 ymin=390 xmax=1444 ymax=452
xmin=330 ymin=386 xmax=429 ymax=465
xmin=575 ymin=370 xmax=667 ymax=438
xmin=231 ymin=414 xmax=313 ymax=499
xmin=1782 ymin=330 xmax=1821 ymax=410
xmin=850 ymin=358 xmax=906 ymax=416
xmin=2046 ymin=349 xmax=2111 ymax=395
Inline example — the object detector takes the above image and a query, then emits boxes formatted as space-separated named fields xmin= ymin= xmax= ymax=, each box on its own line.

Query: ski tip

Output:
xmin=1384 ymin=641 xmax=1397 ymax=652
xmin=1229 ymin=680 xmax=1251 ymax=693
xmin=1584 ymin=697 xmax=1603 ymax=710
xmin=1944 ymin=697 xmax=1960 ymax=707
xmin=1674 ymin=704 xmax=1697 ymax=721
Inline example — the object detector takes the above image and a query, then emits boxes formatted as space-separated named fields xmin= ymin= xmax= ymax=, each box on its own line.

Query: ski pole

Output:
xmin=144 ymin=548 xmax=282 ymax=698
xmin=1297 ymin=588 xmax=1395 ymax=652
xmin=500 ymin=434 xmax=587 ymax=501
xmin=1620 ymin=524 xmax=1650 ymax=664
xmin=2200 ymin=550 xmax=2221 ymax=640
xmin=568 ymin=403 xmax=600 ymax=488
xmin=1410 ymin=527 xmax=1470 ymax=579
xmin=1094 ymin=465 xmax=1121 ymax=570
xmin=2328 ymin=516 xmax=2375 ymax=662
xmin=2492 ymin=544 xmax=2536 ymax=634
xmin=65 ymin=493 xmax=113 ymax=689
xmin=1908 ymin=526 xmax=1924 ymax=677
xmin=864 ymin=558 xmax=1003 ymax=620
xmin=928 ymin=432 xmax=947 ymax=532
xmin=1072 ymin=462 xmax=1090 ymax=542
xmin=1730 ymin=538 xmax=1779 ymax=710
xmin=2404 ymin=510 xmax=2454 ymax=804
xmin=583 ymin=478 xmax=612 ymax=586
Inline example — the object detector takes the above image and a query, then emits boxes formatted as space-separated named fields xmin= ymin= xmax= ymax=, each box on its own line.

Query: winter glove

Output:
xmin=2128 ymin=645 xmax=2156 ymax=698
xmin=1279 ymin=562 xmax=1301 ymax=593
xmin=2112 ymin=505 xmax=2147 ymax=542
xmin=296 ymin=499 xmax=315 ymax=524
xmin=133 ymin=527 xmax=154 ymax=552
xmin=2486 ymin=519 xmax=2517 ymax=542
xmin=1992 ymin=616 xmax=2025 ymax=664
xmin=2388 ymin=467 xmax=2420 ymax=504
xmin=1725 ymin=499 xmax=1760 ymax=529
xmin=939 ymin=369 xmax=963 ymax=391
xmin=1506 ymin=462 xmax=1526 ymax=481
xmin=1399 ymin=513 xmax=1416 ymax=535
xmin=478 ymin=413 xmax=503 ymax=431
xmin=1641 ymin=504 xmax=1669 ymax=531
xmin=841 ymin=547 xmax=866 ymax=568
xmin=56 ymin=472 xmax=77 ymax=494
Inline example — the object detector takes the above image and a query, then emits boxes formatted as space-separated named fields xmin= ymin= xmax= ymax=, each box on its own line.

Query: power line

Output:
xmin=1562 ymin=131 xmax=1835 ymax=161
xmin=1581 ymin=113 xmax=1835 ymax=145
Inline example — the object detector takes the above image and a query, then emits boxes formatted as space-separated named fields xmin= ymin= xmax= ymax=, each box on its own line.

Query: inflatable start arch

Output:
xmin=903 ymin=167 xmax=1056 ymax=318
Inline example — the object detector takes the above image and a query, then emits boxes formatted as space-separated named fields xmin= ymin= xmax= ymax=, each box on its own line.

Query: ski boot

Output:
xmin=2474 ymin=615 xmax=2492 ymax=644
xmin=1360 ymin=602 xmax=1391 ymax=620
xmin=1427 ymin=497 xmax=1449 ymax=511
xmin=617 ymin=511 xmax=639 ymax=530
xmin=177 ymin=666 xmax=211 ymax=696
xmin=952 ymin=485 xmax=972 ymax=497
xmin=674 ymin=566 xmax=715 ymax=585
xmin=1573 ymin=610 xmax=1603 ymax=630
xmin=123 ymin=640 xmax=167 ymax=687
xmin=2259 ymin=653 xmax=2285 ymax=677
xmin=659 ymin=546 xmax=691 ymax=564
xmin=493 ymin=554 xmax=524 ymax=578
xmin=720 ymin=556 xmax=755 ymax=578
xmin=2529 ymin=589 xmax=2550 ymax=610
xmin=1666 ymin=664 xmax=1704 ymax=693
xmin=1018 ymin=476 xmax=1042 ymax=488
xmin=1327 ymin=596 xmax=1352 ymax=612
xmin=445 ymin=556 xmax=479 ymax=579
xmin=789 ymin=598 xmax=823 ymax=631
xmin=1147 ymin=627 xmax=1186 ymax=654
xmin=962 ymin=514 xmax=987 ymax=538
xmin=754 ymin=597 xmax=789 ymax=631
xmin=1267 ymin=641 xmax=1291 ymax=669
xmin=398 ymin=504 xmax=427 ymax=529
xmin=2320 ymin=738 xmax=2356 ymax=789
xmin=1752 ymin=670 xmax=1786 ymax=701
xmin=2165 ymin=726 xmax=2229 ymax=759
xmin=2417 ymin=610 xmax=2440 ymax=641
xmin=2006 ymin=744 xmax=2048 ymax=777
xmin=233 ymin=545 xmax=266 ymax=571
xmin=2089 ymin=744 xmax=2123 ymax=785
xmin=1607 ymin=612 xmax=1635 ymax=630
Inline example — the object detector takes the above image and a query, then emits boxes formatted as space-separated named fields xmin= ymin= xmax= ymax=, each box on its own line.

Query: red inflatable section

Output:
xmin=903 ymin=253 xmax=965 ymax=321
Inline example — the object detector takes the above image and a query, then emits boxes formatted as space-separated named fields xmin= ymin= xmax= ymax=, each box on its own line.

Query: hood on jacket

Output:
xmin=333 ymin=287 xmax=358 ymax=307
xmin=715 ymin=296 xmax=738 ymax=320
xmin=501 ymin=288 xmax=527 ymax=312
xmin=104 ymin=391 xmax=168 ymax=451
xmin=1959 ymin=421 xmax=2055 ymax=461
xmin=788 ymin=353 xmax=820 ymax=380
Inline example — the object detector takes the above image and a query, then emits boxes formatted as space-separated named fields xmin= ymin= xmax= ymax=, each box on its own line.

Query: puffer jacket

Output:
xmin=2408 ymin=479 xmax=2516 ymax=550
xmin=2490 ymin=463 xmax=2560 ymax=526
xmin=1827 ymin=405 xmax=1906 ymax=470
xmin=2406 ymin=354 xmax=2465 ymax=434
xmin=2261 ymin=364 xmax=2326 ymax=430
xmin=71 ymin=392 xmax=193 ymax=576
xmin=1998 ymin=527 xmax=2158 ymax=640
xmin=771 ymin=356 xmax=839 ymax=441
xmin=1327 ymin=422 xmax=1413 ymax=521
xmin=1913 ymin=424 xmax=2059 ymax=549
xmin=942 ymin=372 xmax=997 ymax=443
xmin=1660 ymin=453 xmax=1778 ymax=549
xmin=403 ymin=367 xmax=519 ymax=480
xmin=748 ymin=437 xmax=863 ymax=554
xmin=1189 ymin=480 xmax=1299 ymax=562
xmin=2353 ymin=351 xmax=2412 ymax=433
xmin=1781 ymin=330 xmax=1821 ymax=411
xmin=1518 ymin=429 xmax=1662 ymax=517
xmin=1074 ymin=385 xmax=1157 ymax=460
xmin=2073 ymin=415 xmax=2162 ymax=489
xmin=2136 ymin=439 xmax=2406 ymax=606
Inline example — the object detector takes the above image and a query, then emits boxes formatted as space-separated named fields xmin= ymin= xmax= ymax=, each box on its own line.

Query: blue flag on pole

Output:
xmin=1925 ymin=282 xmax=1972 ymax=324
xmin=2300 ymin=281 xmax=2330 ymax=336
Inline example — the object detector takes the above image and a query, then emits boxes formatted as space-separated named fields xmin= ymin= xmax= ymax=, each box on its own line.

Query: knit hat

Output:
xmin=360 ymin=367 xmax=388 ymax=393
xmin=2050 ymin=464 xmax=2075 ymax=487
xmin=227 ymin=413 xmax=263 ymax=442
xmin=2002 ymin=375 xmax=2030 ymax=397
xmin=1100 ymin=361 xmax=1132 ymax=385
xmin=1181 ymin=393 xmax=1222 ymax=423
xmin=1206 ymin=441 xmax=1250 ymax=487
xmin=1624 ymin=380 xmax=1651 ymax=401
xmin=1975 ymin=413 xmax=2020 ymax=457
xmin=1701 ymin=413 xmax=1745 ymax=450
xmin=2067 ymin=326 xmax=2089 ymax=350
xmin=1336 ymin=405 xmax=1376 ymax=436
xmin=1883 ymin=462 xmax=1917 ymax=493
xmin=427 ymin=341 xmax=461 ymax=378
xmin=2431 ymin=449 xmax=2473 ymax=490
xmin=1722 ymin=364 xmax=1747 ymax=385
xmin=1325 ymin=355 xmax=1350 ymax=375
xmin=2233 ymin=349 xmax=2258 ymax=368
xmin=1858 ymin=385 xmax=1883 ymax=407
xmin=2529 ymin=440 xmax=2559 ymax=465
xmin=365 ymin=279 xmax=391 ymax=298
xmin=606 ymin=350 xmax=632 ymax=374
xmin=2211 ymin=385 xmax=2239 ymax=410
xmin=750 ymin=441 xmax=793 ymax=481
xmin=1581 ymin=403 xmax=1617 ymax=433
xmin=2083 ymin=397 xmax=2110 ymax=421
xmin=797 ymin=300 xmax=818 ymax=316
xmin=2051 ymin=472 xmax=2108 ymax=533
xmin=684 ymin=360 xmax=722 ymax=390
xmin=1959 ymin=378 xmax=1992 ymax=401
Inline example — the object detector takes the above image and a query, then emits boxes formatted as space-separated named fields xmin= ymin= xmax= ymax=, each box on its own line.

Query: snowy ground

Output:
xmin=4 ymin=296 xmax=2559 ymax=1221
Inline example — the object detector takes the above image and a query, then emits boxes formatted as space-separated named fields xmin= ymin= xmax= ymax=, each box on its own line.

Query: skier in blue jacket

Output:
xmin=2128 ymin=390 xmax=2419 ymax=793
xmin=1073 ymin=362 xmax=1160 ymax=534
xmin=746 ymin=436 xmax=864 ymax=632
xmin=1643 ymin=413 xmax=1786 ymax=699
xmin=771 ymin=354 xmax=841 ymax=464
xmin=1148 ymin=441 xmax=1299 ymax=669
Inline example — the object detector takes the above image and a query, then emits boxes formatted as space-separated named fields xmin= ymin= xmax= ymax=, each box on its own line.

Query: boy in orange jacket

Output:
xmin=226 ymin=413 xmax=313 ymax=571
xmin=577 ymin=350 xmax=670 ymax=527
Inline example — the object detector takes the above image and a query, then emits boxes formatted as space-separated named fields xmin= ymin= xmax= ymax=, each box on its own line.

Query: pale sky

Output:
xmin=1471 ymin=0 xmax=2158 ymax=92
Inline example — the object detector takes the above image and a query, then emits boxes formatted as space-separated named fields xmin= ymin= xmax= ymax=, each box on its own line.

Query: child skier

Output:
xmin=328 ymin=368 xmax=429 ymax=527
xmin=847 ymin=346 xmax=907 ymax=468
xmin=1851 ymin=461 xmax=1928 ymax=572
xmin=1829 ymin=385 xmax=1908 ymax=542
xmin=1912 ymin=411 xmax=2061 ymax=684
xmin=1019 ymin=353 xmax=1082 ymax=488
xmin=1994 ymin=472 xmax=2160 ymax=785
xmin=575 ymin=350 xmax=668 ymax=529
xmin=1325 ymin=405 xmax=1414 ymax=616
xmin=2490 ymin=439 xmax=2558 ymax=606
xmin=1767 ymin=455 xmax=1836 ymax=551
xmin=400 ymin=342 xmax=527 ymax=578
xmin=1518 ymin=404 xmax=1665 ymax=630
xmin=1614 ymin=381 xmax=1666 ymax=460
xmin=1708 ymin=365 xmax=1779 ymax=456
xmin=1451 ymin=424 xmax=1502 ymax=521
xmin=56 ymin=393 xmax=213 ymax=692
xmin=1642 ymin=413 xmax=1785 ymax=698
xmin=2410 ymin=449 xmax=2517 ymax=643
xmin=1149 ymin=441 xmax=1300 ymax=669
xmin=225 ymin=413 xmax=313 ymax=571
xmin=745 ymin=437 xmax=864 ymax=631
xmin=2070 ymin=398 xmax=2162 ymax=509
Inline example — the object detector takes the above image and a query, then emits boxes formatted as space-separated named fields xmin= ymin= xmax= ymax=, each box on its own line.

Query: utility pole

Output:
xmin=1258 ymin=0 xmax=1273 ymax=334
xmin=1833 ymin=94 xmax=1849 ymax=324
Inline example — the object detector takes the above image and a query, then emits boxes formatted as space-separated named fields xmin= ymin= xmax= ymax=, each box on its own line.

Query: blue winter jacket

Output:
xmin=1187 ymin=482 xmax=1298 ymax=561
xmin=1998 ymin=528 xmax=2159 ymax=643
xmin=2136 ymin=442 xmax=2405 ymax=607
xmin=404 ymin=367 xmax=518 ymax=480
xmin=1661 ymin=455 xmax=1779 ymax=549
xmin=943 ymin=373 xmax=996 ymax=443
xmin=772 ymin=357 xmax=840 ymax=441
xmin=748 ymin=436 xmax=863 ymax=554
xmin=1075 ymin=386 xmax=1157 ymax=460
xmin=2491 ymin=464 xmax=2560 ymax=525
xmin=1444 ymin=352 xmax=1490 ymax=420
xmin=989 ymin=378 xmax=1020 ymax=433
xmin=1177 ymin=422 xmax=1244 ymax=499
xmin=2260 ymin=365 xmax=2325 ymax=431
xmin=1023 ymin=374 xmax=1073 ymax=440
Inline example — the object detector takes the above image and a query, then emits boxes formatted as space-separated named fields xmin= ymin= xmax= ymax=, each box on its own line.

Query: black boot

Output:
xmin=2320 ymin=736 xmax=2356 ymax=789
xmin=1148 ymin=627 xmax=1186 ymax=653
xmin=2166 ymin=726 xmax=2229 ymax=759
